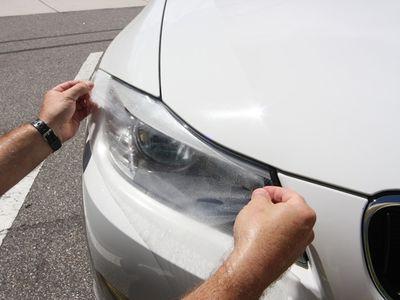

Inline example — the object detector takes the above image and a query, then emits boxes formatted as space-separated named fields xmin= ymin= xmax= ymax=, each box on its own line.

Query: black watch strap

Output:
xmin=31 ymin=119 xmax=62 ymax=151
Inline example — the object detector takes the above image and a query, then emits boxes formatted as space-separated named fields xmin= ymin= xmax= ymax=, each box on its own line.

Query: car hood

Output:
xmin=159 ymin=0 xmax=400 ymax=195
xmin=100 ymin=0 xmax=166 ymax=97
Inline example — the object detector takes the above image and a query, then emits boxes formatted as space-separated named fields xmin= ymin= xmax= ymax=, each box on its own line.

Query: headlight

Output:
xmin=136 ymin=123 xmax=196 ymax=169
xmin=92 ymin=70 xmax=278 ymax=232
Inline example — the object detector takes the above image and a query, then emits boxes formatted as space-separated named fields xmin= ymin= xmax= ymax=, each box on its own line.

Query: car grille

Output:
xmin=364 ymin=196 xmax=400 ymax=299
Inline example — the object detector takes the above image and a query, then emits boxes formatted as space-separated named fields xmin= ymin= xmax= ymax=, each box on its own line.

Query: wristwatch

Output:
xmin=31 ymin=119 xmax=62 ymax=152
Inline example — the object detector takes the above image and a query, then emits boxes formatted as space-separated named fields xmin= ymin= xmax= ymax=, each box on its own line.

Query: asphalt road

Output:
xmin=0 ymin=7 xmax=142 ymax=299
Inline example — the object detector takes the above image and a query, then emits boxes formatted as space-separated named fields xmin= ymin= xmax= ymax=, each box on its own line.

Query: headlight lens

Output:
xmin=93 ymin=70 xmax=277 ymax=232
xmin=136 ymin=123 xmax=196 ymax=168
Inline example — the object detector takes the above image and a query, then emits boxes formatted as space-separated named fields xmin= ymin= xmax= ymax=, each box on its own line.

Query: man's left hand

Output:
xmin=39 ymin=80 xmax=96 ymax=143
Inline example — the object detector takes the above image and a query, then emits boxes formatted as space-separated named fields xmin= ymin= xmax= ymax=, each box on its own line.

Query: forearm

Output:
xmin=0 ymin=124 xmax=52 ymax=195
xmin=183 ymin=252 xmax=268 ymax=300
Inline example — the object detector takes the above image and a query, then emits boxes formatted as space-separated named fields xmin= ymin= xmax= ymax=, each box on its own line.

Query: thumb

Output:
xmin=250 ymin=188 xmax=273 ymax=207
xmin=263 ymin=186 xmax=298 ymax=204
xmin=63 ymin=81 xmax=94 ymax=100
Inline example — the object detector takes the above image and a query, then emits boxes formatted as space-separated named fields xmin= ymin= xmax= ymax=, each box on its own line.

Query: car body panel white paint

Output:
xmin=160 ymin=0 xmax=400 ymax=195
xmin=100 ymin=0 xmax=165 ymax=97
xmin=83 ymin=111 xmax=380 ymax=298
xmin=278 ymin=173 xmax=382 ymax=300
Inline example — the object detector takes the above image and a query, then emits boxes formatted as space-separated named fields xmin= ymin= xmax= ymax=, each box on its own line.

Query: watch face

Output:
xmin=32 ymin=119 xmax=48 ymax=135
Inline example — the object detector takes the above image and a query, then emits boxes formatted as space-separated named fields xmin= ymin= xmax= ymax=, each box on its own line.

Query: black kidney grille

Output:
xmin=368 ymin=206 xmax=400 ymax=299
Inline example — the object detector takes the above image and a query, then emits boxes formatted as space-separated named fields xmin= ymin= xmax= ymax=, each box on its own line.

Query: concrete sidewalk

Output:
xmin=0 ymin=0 xmax=148 ymax=17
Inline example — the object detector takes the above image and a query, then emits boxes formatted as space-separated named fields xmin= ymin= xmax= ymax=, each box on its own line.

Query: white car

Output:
xmin=82 ymin=0 xmax=400 ymax=299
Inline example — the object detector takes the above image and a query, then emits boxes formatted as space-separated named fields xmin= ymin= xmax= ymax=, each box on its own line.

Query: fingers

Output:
xmin=63 ymin=81 xmax=94 ymax=100
xmin=52 ymin=80 xmax=80 ymax=92
xmin=250 ymin=188 xmax=273 ymax=207
xmin=307 ymin=230 xmax=315 ymax=245
xmin=249 ymin=186 xmax=300 ymax=207
xmin=89 ymin=97 xmax=99 ymax=113
xmin=263 ymin=186 xmax=287 ymax=203
xmin=263 ymin=186 xmax=304 ymax=204
xmin=74 ymin=94 xmax=97 ymax=121
xmin=263 ymin=186 xmax=316 ymax=225
xmin=83 ymin=94 xmax=98 ymax=114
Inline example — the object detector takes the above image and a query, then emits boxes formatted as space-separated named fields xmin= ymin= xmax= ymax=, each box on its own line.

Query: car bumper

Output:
xmin=83 ymin=114 xmax=383 ymax=300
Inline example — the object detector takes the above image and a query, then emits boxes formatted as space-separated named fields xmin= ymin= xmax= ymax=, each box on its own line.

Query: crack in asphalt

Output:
xmin=0 ymin=28 xmax=122 ymax=44
xmin=0 ymin=38 xmax=113 ymax=55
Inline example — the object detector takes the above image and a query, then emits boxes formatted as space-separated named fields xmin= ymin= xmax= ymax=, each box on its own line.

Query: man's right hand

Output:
xmin=227 ymin=186 xmax=316 ymax=295
xmin=183 ymin=187 xmax=316 ymax=300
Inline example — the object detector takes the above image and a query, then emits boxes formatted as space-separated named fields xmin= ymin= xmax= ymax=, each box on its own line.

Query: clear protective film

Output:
xmin=87 ymin=71 xmax=322 ymax=295
xmin=91 ymin=69 xmax=275 ymax=233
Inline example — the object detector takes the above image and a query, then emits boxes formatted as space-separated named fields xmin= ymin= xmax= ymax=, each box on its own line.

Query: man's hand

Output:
xmin=184 ymin=186 xmax=316 ymax=300
xmin=0 ymin=80 xmax=97 ymax=196
xmin=39 ymin=80 xmax=96 ymax=142
xmin=227 ymin=187 xmax=316 ymax=294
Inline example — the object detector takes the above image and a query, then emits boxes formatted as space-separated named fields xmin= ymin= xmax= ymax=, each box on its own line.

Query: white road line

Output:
xmin=75 ymin=52 xmax=103 ymax=80
xmin=0 ymin=163 xmax=43 ymax=244
xmin=0 ymin=51 xmax=103 ymax=246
